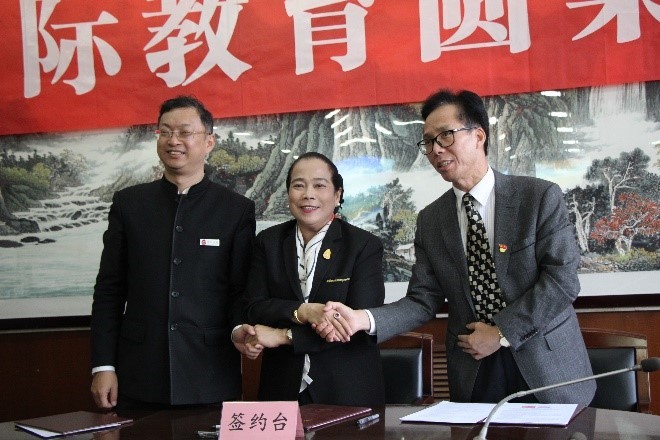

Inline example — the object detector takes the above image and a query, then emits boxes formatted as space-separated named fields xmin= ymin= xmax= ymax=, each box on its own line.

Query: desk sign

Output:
xmin=220 ymin=401 xmax=303 ymax=439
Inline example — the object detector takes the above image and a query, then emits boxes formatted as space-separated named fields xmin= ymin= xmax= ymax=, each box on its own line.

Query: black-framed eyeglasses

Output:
xmin=416 ymin=126 xmax=475 ymax=155
xmin=154 ymin=129 xmax=211 ymax=140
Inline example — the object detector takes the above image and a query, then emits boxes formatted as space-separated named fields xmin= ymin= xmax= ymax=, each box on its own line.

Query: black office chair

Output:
xmin=379 ymin=332 xmax=434 ymax=404
xmin=581 ymin=328 xmax=651 ymax=413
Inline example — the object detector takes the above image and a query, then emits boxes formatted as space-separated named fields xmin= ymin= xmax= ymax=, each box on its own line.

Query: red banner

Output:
xmin=1 ymin=0 xmax=658 ymax=135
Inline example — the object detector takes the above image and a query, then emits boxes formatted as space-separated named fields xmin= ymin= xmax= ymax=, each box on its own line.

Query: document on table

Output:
xmin=400 ymin=401 xmax=579 ymax=426
xmin=401 ymin=401 xmax=492 ymax=424
xmin=15 ymin=411 xmax=132 ymax=438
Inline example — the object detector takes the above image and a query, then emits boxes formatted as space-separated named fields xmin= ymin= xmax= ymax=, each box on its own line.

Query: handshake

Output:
xmin=232 ymin=302 xmax=371 ymax=359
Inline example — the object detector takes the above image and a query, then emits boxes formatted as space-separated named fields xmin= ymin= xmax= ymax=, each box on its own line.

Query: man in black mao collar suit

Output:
xmin=90 ymin=96 xmax=259 ymax=409
xmin=320 ymin=89 xmax=596 ymax=406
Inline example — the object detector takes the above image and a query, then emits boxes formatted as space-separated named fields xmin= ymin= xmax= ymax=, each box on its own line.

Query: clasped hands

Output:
xmin=316 ymin=303 xmax=502 ymax=360
xmin=301 ymin=302 xmax=504 ymax=361
xmin=235 ymin=302 xmax=366 ymax=356
xmin=311 ymin=301 xmax=368 ymax=342
xmin=237 ymin=302 xmax=502 ymax=361
xmin=268 ymin=301 xmax=369 ymax=343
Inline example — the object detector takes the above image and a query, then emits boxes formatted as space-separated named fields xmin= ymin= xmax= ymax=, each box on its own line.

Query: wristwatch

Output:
xmin=497 ymin=328 xmax=511 ymax=347
xmin=286 ymin=328 xmax=293 ymax=343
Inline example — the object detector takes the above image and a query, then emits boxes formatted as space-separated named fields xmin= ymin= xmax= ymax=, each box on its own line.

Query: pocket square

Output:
xmin=326 ymin=277 xmax=350 ymax=283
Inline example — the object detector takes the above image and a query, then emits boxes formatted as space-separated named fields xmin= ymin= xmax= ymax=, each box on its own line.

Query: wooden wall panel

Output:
xmin=0 ymin=329 xmax=96 ymax=422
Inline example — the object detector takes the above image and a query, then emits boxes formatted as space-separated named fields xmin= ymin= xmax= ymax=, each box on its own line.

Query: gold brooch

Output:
xmin=323 ymin=249 xmax=332 ymax=259
xmin=326 ymin=278 xmax=350 ymax=283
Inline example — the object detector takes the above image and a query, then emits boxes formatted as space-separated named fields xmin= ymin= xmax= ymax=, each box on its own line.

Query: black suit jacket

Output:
xmin=244 ymin=218 xmax=386 ymax=406
xmin=91 ymin=176 xmax=255 ymax=404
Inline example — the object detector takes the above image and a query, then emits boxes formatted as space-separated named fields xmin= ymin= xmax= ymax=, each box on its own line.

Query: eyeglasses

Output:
xmin=416 ymin=126 xmax=475 ymax=155
xmin=154 ymin=129 xmax=211 ymax=140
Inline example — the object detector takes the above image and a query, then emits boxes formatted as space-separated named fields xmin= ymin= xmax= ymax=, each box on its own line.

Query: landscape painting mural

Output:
xmin=1 ymin=82 xmax=658 ymax=319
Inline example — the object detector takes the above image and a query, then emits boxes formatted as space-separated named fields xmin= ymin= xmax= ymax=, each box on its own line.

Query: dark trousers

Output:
xmin=298 ymin=388 xmax=314 ymax=406
xmin=471 ymin=347 xmax=538 ymax=403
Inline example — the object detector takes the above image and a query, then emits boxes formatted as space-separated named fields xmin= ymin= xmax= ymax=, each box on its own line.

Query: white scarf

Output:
xmin=294 ymin=219 xmax=332 ymax=393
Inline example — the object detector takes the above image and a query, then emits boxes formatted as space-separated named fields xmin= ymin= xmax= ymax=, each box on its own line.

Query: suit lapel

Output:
xmin=493 ymin=171 xmax=518 ymax=285
xmin=308 ymin=220 xmax=342 ymax=303
xmin=283 ymin=225 xmax=305 ymax=301
xmin=436 ymin=190 xmax=475 ymax=316
xmin=437 ymin=191 xmax=469 ymax=279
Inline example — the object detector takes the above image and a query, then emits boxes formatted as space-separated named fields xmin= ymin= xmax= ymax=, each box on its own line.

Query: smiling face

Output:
xmin=423 ymin=103 xmax=489 ymax=192
xmin=287 ymin=157 xmax=342 ymax=242
xmin=157 ymin=106 xmax=214 ymax=182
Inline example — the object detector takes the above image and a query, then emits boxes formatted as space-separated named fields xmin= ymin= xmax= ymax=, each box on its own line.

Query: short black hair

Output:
xmin=420 ymin=89 xmax=489 ymax=154
xmin=158 ymin=95 xmax=214 ymax=134
xmin=286 ymin=152 xmax=344 ymax=213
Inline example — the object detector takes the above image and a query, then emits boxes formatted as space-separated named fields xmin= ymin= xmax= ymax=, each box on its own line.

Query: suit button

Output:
xmin=175 ymin=225 xmax=183 ymax=232
xmin=170 ymin=323 xmax=178 ymax=331
xmin=171 ymin=291 xmax=180 ymax=298
xmin=173 ymin=258 xmax=181 ymax=265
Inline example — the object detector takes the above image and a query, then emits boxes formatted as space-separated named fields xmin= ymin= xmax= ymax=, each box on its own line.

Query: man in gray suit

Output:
xmin=318 ymin=89 xmax=595 ymax=405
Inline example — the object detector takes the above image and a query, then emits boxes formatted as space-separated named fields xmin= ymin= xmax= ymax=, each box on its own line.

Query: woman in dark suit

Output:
xmin=243 ymin=152 xmax=385 ymax=407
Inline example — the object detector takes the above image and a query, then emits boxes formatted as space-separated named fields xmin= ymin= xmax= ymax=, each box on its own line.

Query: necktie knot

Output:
xmin=463 ymin=193 xmax=481 ymax=224
xmin=463 ymin=192 xmax=476 ymax=212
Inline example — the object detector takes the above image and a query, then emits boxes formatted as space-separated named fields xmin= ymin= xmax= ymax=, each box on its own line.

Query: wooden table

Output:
xmin=2 ymin=405 xmax=659 ymax=439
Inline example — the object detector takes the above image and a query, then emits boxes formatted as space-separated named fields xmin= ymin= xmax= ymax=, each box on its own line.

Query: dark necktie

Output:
xmin=462 ymin=193 xmax=506 ymax=324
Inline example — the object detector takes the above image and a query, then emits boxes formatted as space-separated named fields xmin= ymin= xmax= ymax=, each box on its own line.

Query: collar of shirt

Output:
xmin=452 ymin=166 xmax=495 ymax=206
xmin=161 ymin=175 xmax=208 ymax=195
xmin=453 ymin=167 xmax=496 ymax=254
xmin=295 ymin=219 xmax=333 ymax=301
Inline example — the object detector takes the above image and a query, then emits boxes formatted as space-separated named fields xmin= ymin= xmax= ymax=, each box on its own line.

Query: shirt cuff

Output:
xmin=91 ymin=366 xmax=115 ymax=375
xmin=230 ymin=324 xmax=243 ymax=342
xmin=364 ymin=309 xmax=376 ymax=335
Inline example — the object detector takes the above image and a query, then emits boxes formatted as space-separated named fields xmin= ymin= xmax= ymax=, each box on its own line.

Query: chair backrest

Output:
xmin=581 ymin=328 xmax=651 ymax=413
xmin=433 ymin=344 xmax=450 ymax=400
xmin=378 ymin=332 xmax=434 ymax=404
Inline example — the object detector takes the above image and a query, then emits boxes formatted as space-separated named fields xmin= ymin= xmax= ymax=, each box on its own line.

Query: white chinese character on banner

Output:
xmin=567 ymin=0 xmax=660 ymax=43
xmin=143 ymin=0 xmax=251 ymax=86
xmin=20 ymin=0 xmax=121 ymax=98
xmin=419 ymin=0 xmax=531 ymax=62
xmin=285 ymin=0 xmax=374 ymax=75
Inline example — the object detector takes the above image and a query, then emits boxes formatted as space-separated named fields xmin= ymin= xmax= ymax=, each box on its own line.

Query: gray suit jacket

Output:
xmin=371 ymin=170 xmax=595 ymax=405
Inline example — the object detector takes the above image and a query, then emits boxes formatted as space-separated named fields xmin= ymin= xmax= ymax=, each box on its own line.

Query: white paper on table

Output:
xmin=14 ymin=425 xmax=61 ymax=438
xmin=400 ymin=401 xmax=578 ymax=426
xmin=400 ymin=401 xmax=494 ymax=424
xmin=490 ymin=403 xmax=578 ymax=425
xmin=16 ymin=422 xmax=122 ymax=438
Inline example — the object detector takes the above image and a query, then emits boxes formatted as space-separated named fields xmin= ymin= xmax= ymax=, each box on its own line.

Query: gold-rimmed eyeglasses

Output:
xmin=416 ymin=126 xmax=475 ymax=155
xmin=154 ymin=129 xmax=211 ymax=140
